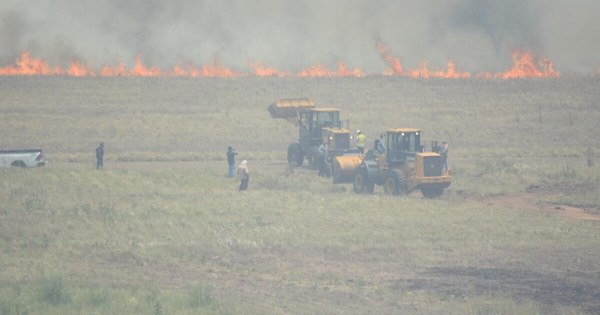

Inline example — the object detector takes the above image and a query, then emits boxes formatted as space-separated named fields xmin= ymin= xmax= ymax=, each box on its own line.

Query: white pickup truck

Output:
xmin=0 ymin=149 xmax=46 ymax=168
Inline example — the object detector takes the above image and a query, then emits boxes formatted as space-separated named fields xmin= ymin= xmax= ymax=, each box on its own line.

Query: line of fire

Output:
xmin=0 ymin=41 xmax=563 ymax=79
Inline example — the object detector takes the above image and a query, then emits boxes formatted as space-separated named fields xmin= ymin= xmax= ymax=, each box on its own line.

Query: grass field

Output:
xmin=1 ymin=76 xmax=599 ymax=314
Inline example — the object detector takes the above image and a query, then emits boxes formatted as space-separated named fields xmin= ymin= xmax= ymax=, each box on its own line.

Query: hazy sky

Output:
xmin=1 ymin=0 xmax=599 ymax=73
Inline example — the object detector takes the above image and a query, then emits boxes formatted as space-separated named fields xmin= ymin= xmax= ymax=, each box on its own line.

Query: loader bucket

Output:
xmin=268 ymin=98 xmax=315 ymax=124
xmin=332 ymin=155 xmax=364 ymax=184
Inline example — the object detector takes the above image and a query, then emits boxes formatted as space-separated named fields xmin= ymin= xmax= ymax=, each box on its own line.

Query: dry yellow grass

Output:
xmin=0 ymin=76 xmax=599 ymax=314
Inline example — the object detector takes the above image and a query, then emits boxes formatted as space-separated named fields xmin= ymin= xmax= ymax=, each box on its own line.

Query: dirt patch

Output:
xmin=411 ymin=267 xmax=600 ymax=314
xmin=482 ymin=192 xmax=600 ymax=221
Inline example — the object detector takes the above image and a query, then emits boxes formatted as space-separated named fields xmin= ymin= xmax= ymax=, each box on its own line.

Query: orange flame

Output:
xmin=297 ymin=64 xmax=333 ymax=77
xmin=433 ymin=61 xmax=471 ymax=79
xmin=377 ymin=42 xmax=470 ymax=78
xmin=67 ymin=60 xmax=95 ymax=77
xmin=170 ymin=64 xmax=204 ymax=77
xmin=377 ymin=41 xmax=557 ymax=79
xmin=199 ymin=58 xmax=242 ymax=77
xmin=337 ymin=61 xmax=363 ymax=77
xmin=249 ymin=62 xmax=286 ymax=77
xmin=377 ymin=42 xmax=404 ymax=75
xmin=130 ymin=55 xmax=162 ymax=77
xmin=1 ymin=48 xmax=561 ymax=79
xmin=0 ymin=52 xmax=61 ymax=75
xmin=297 ymin=60 xmax=362 ymax=77
xmin=408 ymin=62 xmax=430 ymax=79
xmin=101 ymin=55 xmax=163 ymax=77
xmin=101 ymin=63 xmax=128 ymax=76
xmin=497 ymin=51 xmax=559 ymax=79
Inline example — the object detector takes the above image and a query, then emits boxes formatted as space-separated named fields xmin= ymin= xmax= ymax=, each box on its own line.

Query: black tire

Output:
xmin=295 ymin=150 xmax=304 ymax=166
xmin=287 ymin=143 xmax=304 ymax=166
xmin=383 ymin=170 xmax=407 ymax=196
xmin=353 ymin=167 xmax=374 ymax=194
xmin=307 ymin=154 xmax=316 ymax=169
xmin=11 ymin=160 xmax=26 ymax=168
xmin=353 ymin=168 xmax=367 ymax=193
xmin=323 ymin=159 xmax=332 ymax=178
xmin=365 ymin=181 xmax=375 ymax=194
xmin=287 ymin=143 xmax=297 ymax=164
xmin=421 ymin=187 xmax=444 ymax=199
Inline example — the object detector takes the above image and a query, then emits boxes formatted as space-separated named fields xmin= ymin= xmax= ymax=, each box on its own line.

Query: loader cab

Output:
xmin=385 ymin=129 xmax=421 ymax=165
xmin=300 ymin=108 xmax=342 ymax=146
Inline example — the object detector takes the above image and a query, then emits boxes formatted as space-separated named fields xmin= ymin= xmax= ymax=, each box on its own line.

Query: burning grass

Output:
xmin=1 ymin=42 xmax=561 ymax=79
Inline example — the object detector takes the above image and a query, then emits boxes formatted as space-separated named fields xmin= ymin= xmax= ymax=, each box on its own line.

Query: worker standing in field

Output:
xmin=226 ymin=146 xmax=238 ymax=177
xmin=318 ymin=140 xmax=329 ymax=178
xmin=238 ymin=160 xmax=249 ymax=191
xmin=440 ymin=141 xmax=449 ymax=171
xmin=356 ymin=130 xmax=366 ymax=154
xmin=95 ymin=142 xmax=104 ymax=170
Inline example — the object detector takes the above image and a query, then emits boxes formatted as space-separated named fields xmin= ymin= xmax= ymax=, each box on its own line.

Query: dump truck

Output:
xmin=332 ymin=128 xmax=451 ymax=198
xmin=268 ymin=98 xmax=357 ymax=170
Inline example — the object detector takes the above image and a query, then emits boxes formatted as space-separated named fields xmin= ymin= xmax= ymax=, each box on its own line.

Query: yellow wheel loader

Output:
xmin=268 ymin=99 xmax=357 ymax=172
xmin=333 ymin=129 xmax=451 ymax=198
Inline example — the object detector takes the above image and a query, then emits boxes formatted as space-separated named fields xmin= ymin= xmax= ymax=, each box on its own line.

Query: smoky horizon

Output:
xmin=1 ymin=0 xmax=599 ymax=73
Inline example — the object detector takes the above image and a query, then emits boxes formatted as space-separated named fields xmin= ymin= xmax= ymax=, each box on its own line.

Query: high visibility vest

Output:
xmin=357 ymin=134 xmax=366 ymax=147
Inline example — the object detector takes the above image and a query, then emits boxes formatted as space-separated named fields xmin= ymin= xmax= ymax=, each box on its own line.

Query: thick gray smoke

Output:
xmin=446 ymin=0 xmax=542 ymax=53
xmin=1 ymin=0 xmax=598 ymax=73
xmin=438 ymin=0 xmax=543 ymax=69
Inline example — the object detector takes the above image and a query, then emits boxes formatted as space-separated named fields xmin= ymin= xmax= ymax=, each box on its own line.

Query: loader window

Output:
xmin=316 ymin=111 xmax=339 ymax=128
xmin=387 ymin=132 xmax=420 ymax=163
xmin=389 ymin=133 xmax=412 ymax=152
xmin=403 ymin=133 xmax=419 ymax=152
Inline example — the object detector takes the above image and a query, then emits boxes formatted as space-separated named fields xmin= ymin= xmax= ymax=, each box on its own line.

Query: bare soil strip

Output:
xmin=482 ymin=193 xmax=600 ymax=221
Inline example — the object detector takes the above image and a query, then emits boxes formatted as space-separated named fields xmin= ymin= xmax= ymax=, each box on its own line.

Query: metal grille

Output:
xmin=334 ymin=133 xmax=350 ymax=150
xmin=424 ymin=156 xmax=442 ymax=177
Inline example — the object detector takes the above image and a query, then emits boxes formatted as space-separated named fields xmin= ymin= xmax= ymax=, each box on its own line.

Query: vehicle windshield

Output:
xmin=389 ymin=132 xmax=420 ymax=152
xmin=316 ymin=111 xmax=339 ymax=128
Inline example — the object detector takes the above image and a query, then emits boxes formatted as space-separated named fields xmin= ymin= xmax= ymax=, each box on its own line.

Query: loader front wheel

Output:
xmin=383 ymin=170 xmax=406 ymax=196
xmin=287 ymin=143 xmax=304 ymax=166
xmin=353 ymin=168 xmax=373 ymax=194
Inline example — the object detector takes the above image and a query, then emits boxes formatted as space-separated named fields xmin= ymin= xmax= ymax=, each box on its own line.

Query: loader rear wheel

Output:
xmin=287 ymin=143 xmax=304 ymax=166
xmin=353 ymin=168 xmax=374 ymax=194
xmin=383 ymin=170 xmax=406 ymax=196
xmin=421 ymin=187 xmax=444 ymax=199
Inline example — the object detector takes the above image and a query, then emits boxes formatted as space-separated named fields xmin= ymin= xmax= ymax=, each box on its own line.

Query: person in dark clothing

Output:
xmin=440 ymin=141 xmax=449 ymax=171
xmin=226 ymin=146 xmax=238 ymax=177
xmin=318 ymin=141 xmax=329 ymax=178
xmin=96 ymin=142 xmax=104 ymax=170
xmin=374 ymin=134 xmax=385 ymax=155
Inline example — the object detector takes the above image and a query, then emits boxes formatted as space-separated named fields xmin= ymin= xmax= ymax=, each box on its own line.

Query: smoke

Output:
xmin=0 ymin=8 xmax=30 ymax=61
xmin=446 ymin=0 xmax=542 ymax=53
xmin=433 ymin=0 xmax=543 ymax=70
xmin=1 ymin=0 xmax=599 ymax=72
